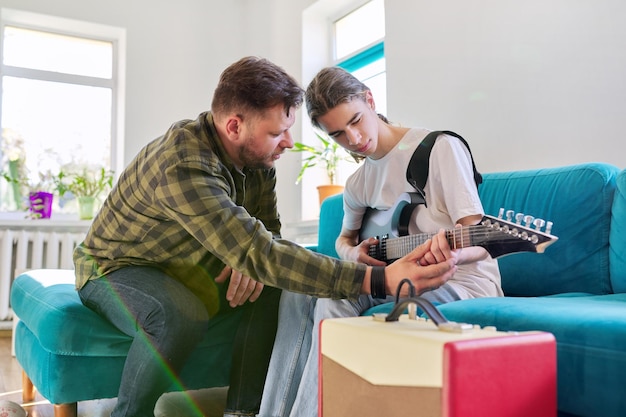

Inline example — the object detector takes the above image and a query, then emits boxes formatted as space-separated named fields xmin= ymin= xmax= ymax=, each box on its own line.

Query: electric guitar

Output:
xmin=360 ymin=192 xmax=558 ymax=263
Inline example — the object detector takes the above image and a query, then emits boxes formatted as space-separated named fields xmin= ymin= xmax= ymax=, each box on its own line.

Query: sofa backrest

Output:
xmin=315 ymin=162 xmax=621 ymax=297
xmin=317 ymin=193 xmax=344 ymax=258
xmin=478 ymin=162 xmax=620 ymax=296
xmin=609 ymin=169 xmax=626 ymax=293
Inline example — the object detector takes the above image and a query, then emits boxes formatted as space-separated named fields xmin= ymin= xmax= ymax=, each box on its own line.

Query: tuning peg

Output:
xmin=545 ymin=221 xmax=554 ymax=234
xmin=498 ymin=208 xmax=504 ymax=219
xmin=524 ymin=215 xmax=534 ymax=227
xmin=505 ymin=210 xmax=514 ymax=222
xmin=533 ymin=218 xmax=546 ymax=231
xmin=515 ymin=213 xmax=524 ymax=225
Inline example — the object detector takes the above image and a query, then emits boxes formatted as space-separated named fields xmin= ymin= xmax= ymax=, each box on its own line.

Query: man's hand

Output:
xmin=418 ymin=227 xmax=459 ymax=266
xmin=384 ymin=232 xmax=457 ymax=297
xmin=215 ymin=266 xmax=264 ymax=307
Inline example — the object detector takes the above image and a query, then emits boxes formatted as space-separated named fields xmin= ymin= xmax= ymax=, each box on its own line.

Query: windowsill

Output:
xmin=282 ymin=218 xmax=319 ymax=246
xmin=0 ymin=211 xmax=92 ymax=231
xmin=1 ymin=213 xmax=320 ymax=241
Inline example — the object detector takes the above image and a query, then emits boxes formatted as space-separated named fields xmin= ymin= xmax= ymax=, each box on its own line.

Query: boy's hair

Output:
xmin=306 ymin=67 xmax=389 ymax=162
xmin=211 ymin=56 xmax=304 ymax=120
xmin=306 ymin=66 xmax=388 ymax=129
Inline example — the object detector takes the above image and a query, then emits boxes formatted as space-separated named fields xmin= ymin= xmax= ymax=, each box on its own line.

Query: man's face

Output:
xmin=237 ymin=104 xmax=296 ymax=170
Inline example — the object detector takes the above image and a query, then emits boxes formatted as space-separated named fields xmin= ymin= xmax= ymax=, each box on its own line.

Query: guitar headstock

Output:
xmin=478 ymin=209 xmax=558 ymax=258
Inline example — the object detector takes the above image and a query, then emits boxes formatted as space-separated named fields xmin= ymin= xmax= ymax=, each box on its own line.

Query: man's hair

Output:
xmin=211 ymin=56 xmax=304 ymax=119
xmin=306 ymin=66 xmax=390 ymax=129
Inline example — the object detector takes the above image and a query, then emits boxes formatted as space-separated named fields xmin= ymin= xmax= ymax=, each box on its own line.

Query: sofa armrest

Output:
xmin=610 ymin=169 xmax=626 ymax=292
xmin=304 ymin=244 xmax=318 ymax=253
xmin=316 ymin=194 xmax=344 ymax=258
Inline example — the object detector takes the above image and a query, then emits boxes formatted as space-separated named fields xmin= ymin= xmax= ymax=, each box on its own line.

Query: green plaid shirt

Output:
xmin=74 ymin=112 xmax=365 ymax=312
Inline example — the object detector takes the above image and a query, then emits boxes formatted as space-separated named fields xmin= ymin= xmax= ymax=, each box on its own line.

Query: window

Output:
xmin=0 ymin=9 xmax=125 ymax=213
xmin=334 ymin=0 xmax=386 ymax=115
xmin=334 ymin=0 xmax=387 ymax=183
xmin=297 ymin=0 xmax=386 ymax=223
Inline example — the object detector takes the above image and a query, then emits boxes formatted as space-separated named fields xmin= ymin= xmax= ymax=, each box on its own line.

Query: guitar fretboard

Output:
xmin=373 ymin=225 xmax=481 ymax=261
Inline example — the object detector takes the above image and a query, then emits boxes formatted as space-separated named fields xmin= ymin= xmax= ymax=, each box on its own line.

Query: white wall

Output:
xmin=240 ymin=0 xmax=314 ymax=227
xmin=385 ymin=0 xmax=626 ymax=173
xmin=2 ymin=0 xmax=624 ymax=232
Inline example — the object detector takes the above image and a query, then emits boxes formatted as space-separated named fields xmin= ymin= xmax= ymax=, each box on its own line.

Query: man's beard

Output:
xmin=238 ymin=139 xmax=275 ymax=170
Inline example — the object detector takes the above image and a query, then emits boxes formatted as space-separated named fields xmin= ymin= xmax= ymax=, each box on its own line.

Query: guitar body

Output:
xmin=360 ymin=193 xmax=558 ymax=263
xmin=359 ymin=192 xmax=425 ymax=241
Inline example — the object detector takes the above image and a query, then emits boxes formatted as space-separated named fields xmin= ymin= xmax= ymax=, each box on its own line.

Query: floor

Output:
xmin=0 ymin=330 xmax=228 ymax=417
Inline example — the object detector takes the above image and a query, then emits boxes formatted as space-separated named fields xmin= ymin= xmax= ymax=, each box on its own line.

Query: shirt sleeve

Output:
xmin=155 ymin=158 xmax=366 ymax=299
xmin=427 ymin=135 xmax=485 ymax=224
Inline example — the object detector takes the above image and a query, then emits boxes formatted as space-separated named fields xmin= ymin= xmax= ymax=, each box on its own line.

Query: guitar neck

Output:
xmin=371 ymin=225 xmax=477 ymax=261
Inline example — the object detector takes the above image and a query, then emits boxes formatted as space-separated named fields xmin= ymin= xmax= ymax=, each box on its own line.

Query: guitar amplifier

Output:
xmin=319 ymin=310 xmax=556 ymax=417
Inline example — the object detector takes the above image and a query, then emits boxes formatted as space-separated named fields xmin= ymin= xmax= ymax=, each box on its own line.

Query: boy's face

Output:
xmin=316 ymin=91 xmax=380 ymax=159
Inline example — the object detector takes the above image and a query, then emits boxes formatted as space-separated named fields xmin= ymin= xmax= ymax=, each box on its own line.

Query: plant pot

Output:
xmin=77 ymin=196 xmax=97 ymax=220
xmin=317 ymin=184 xmax=344 ymax=205
xmin=8 ymin=159 xmax=23 ymax=210
xmin=28 ymin=191 xmax=53 ymax=219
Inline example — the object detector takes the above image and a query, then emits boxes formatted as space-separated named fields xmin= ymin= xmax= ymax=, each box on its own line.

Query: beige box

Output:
xmin=320 ymin=315 xmax=556 ymax=417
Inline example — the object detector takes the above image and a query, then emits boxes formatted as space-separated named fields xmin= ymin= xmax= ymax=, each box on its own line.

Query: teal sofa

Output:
xmin=11 ymin=269 xmax=243 ymax=417
xmin=315 ymin=162 xmax=626 ymax=417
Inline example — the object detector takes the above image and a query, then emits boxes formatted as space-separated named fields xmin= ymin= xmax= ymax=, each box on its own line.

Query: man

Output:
xmin=74 ymin=57 xmax=457 ymax=417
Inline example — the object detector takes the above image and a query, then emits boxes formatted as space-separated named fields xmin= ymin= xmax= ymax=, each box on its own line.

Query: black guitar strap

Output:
xmin=406 ymin=130 xmax=483 ymax=204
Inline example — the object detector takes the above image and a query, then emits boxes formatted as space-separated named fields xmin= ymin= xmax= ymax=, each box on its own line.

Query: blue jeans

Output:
xmin=258 ymin=285 xmax=460 ymax=417
xmin=79 ymin=266 xmax=280 ymax=417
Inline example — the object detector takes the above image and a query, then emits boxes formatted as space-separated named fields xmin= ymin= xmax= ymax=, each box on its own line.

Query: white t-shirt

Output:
xmin=343 ymin=128 xmax=503 ymax=299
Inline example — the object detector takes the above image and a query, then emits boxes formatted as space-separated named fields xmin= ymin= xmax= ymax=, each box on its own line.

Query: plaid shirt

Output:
xmin=74 ymin=112 xmax=365 ymax=313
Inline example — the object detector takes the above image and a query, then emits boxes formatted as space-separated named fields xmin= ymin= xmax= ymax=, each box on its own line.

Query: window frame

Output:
xmin=0 ymin=8 xmax=126 ymax=183
xmin=296 ymin=0 xmax=386 ymax=224
xmin=332 ymin=4 xmax=387 ymax=186
xmin=336 ymin=41 xmax=385 ymax=73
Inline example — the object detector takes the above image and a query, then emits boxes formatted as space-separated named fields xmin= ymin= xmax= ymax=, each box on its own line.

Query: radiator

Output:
xmin=0 ymin=229 xmax=85 ymax=321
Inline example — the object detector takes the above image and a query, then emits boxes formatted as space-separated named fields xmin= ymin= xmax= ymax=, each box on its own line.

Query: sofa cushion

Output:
xmin=609 ymin=169 xmax=626 ymax=292
xmin=11 ymin=269 xmax=242 ymax=403
xmin=436 ymin=294 xmax=626 ymax=417
xmin=11 ymin=269 xmax=130 ymax=356
xmin=11 ymin=269 xmax=241 ymax=356
xmin=478 ymin=162 xmax=620 ymax=296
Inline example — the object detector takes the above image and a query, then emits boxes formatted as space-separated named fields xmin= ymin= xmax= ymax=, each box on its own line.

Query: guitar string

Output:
xmin=376 ymin=225 xmax=532 ymax=259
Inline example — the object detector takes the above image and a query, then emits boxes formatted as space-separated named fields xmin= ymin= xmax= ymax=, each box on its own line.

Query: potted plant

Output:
xmin=0 ymin=167 xmax=58 ymax=219
xmin=55 ymin=166 xmax=114 ymax=220
xmin=292 ymin=131 xmax=354 ymax=204
xmin=28 ymin=172 xmax=57 ymax=219
xmin=1 ymin=129 xmax=29 ymax=212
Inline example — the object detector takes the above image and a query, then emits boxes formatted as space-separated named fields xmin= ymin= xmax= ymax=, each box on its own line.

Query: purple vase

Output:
xmin=28 ymin=191 xmax=53 ymax=219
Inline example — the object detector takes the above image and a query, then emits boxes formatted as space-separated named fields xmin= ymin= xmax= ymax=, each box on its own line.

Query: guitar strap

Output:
xmin=406 ymin=130 xmax=483 ymax=204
